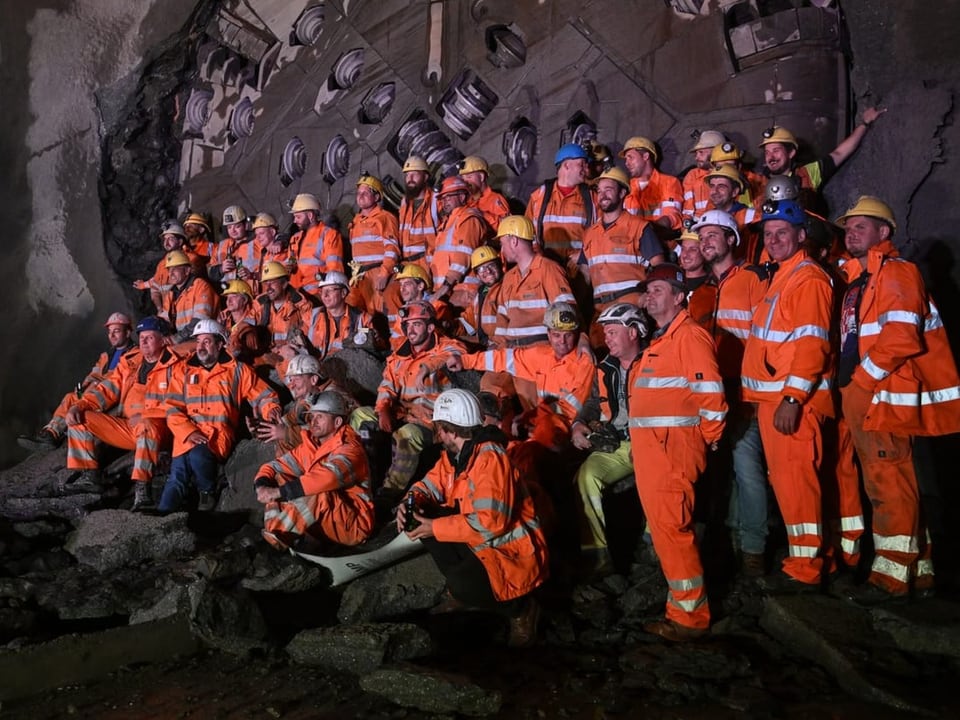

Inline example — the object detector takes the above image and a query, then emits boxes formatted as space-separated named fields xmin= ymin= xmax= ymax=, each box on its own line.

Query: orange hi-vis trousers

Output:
xmin=66 ymin=413 xmax=169 ymax=483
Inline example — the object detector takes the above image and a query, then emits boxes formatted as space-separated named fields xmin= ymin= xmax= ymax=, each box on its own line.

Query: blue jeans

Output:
xmin=158 ymin=444 xmax=219 ymax=512
xmin=727 ymin=415 xmax=768 ymax=554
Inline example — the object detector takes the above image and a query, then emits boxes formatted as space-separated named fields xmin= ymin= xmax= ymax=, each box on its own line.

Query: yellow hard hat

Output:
xmin=690 ymin=130 xmax=726 ymax=153
xmin=619 ymin=136 xmax=659 ymax=163
xmin=356 ymin=172 xmax=384 ymax=196
xmin=679 ymin=229 xmax=701 ymax=244
xmin=221 ymin=205 xmax=247 ymax=225
xmin=290 ymin=193 xmax=321 ymax=213
xmin=261 ymin=261 xmax=289 ymax=281
xmin=710 ymin=141 xmax=742 ymax=164
xmin=395 ymin=264 xmax=430 ymax=284
xmin=596 ymin=167 xmax=631 ymax=191
xmin=704 ymin=164 xmax=744 ymax=193
xmin=759 ymin=126 xmax=798 ymax=149
xmin=495 ymin=215 xmax=535 ymax=242
xmin=835 ymin=196 xmax=897 ymax=232
xmin=544 ymin=302 xmax=580 ymax=331
xmin=402 ymin=156 xmax=429 ymax=173
xmin=458 ymin=156 xmax=489 ymax=175
xmin=183 ymin=213 xmax=211 ymax=232
xmin=471 ymin=245 xmax=500 ymax=270
xmin=251 ymin=212 xmax=278 ymax=230
xmin=587 ymin=140 xmax=613 ymax=163
xmin=222 ymin=279 xmax=253 ymax=298
xmin=164 ymin=250 xmax=191 ymax=268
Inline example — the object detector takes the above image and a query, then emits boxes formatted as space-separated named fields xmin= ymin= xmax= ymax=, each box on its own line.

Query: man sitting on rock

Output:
xmin=19 ymin=312 xmax=136 ymax=453
xmin=159 ymin=319 xmax=281 ymax=513
xmin=62 ymin=316 xmax=181 ymax=510
xmin=255 ymin=391 xmax=375 ymax=551
xmin=396 ymin=389 xmax=548 ymax=647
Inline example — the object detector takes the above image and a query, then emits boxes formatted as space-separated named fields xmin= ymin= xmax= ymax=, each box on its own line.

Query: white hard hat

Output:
xmin=316 ymin=271 xmax=350 ymax=290
xmin=597 ymin=303 xmax=647 ymax=332
xmin=433 ymin=389 xmax=483 ymax=428
xmin=309 ymin=390 xmax=348 ymax=416
xmin=286 ymin=354 xmax=322 ymax=378
xmin=690 ymin=130 xmax=726 ymax=153
xmin=191 ymin=318 xmax=227 ymax=342
xmin=691 ymin=210 xmax=741 ymax=247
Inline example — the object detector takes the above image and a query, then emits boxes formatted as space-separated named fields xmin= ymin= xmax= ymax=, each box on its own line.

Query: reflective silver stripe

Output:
xmin=699 ymin=408 xmax=726 ymax=422
xmin=543 ymin=213 xmax=588 ymax=224
xmin=786 ymin=522 xmax=821 ymax=537
xmin=633 ymin=375 xmax=688 ymax=389
xmin=629 ymin=415 xmax=700 ymax=427
xmin=878 ymin=310 xmax=921 ymax=326
xmin=873 ymin=386 xmax=960 ymax=407
xmin=873 ymin=533 xmax=918 ymax=553
xmin=840 ymin=515 xmax=865 ymax=532
xmin=668 ymin=592 xmax=707 ymax=613
xmin=725 ymin=327 xmax=750 ymax=339
xmin=750 ymin=323 xmax=828 ymax=342
xmin=473 ymin=497 xmax=511 ymax=515
xmin=860 ymin=354 xmax=890 ymax=382
xmin=860 ymin=321 xmax=881 ymax=337
xmin=840 ymin=537 xmax=860 ymax=556
xmin=788 ymin=544 xmax=819 ymax=558
xmin=925 ymin=305 xmax=943 ymax=332
xmin=871 ymin=556 xmax=910 ymax=584
xmin=915 ymin=559 xmax=935 ymax=577
xmin=668 ymin=575 xmax=704 ymax=592
xmin=716 ymin=309 xmax=752 ymax=322
xmin=472 ymin=522 xmax=531 ymax=551
xmin=504 ymin=298 xmax=550 ymax=310
xmin=690 ymin=381 xmax=723 ymax=394
xmin=742 ymin=376 xmax=831 ymax=394
xmin=784 ymin=375 xmax=814 ymax=393
xmin=590 ymin=253 xmax=645 ymax=265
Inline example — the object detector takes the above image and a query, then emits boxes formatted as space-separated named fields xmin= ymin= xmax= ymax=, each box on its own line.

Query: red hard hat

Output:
xmin=437 ymin=176 xmax=470 ymax=197
xmin=398 ymin=300 xmax=437 ymax=323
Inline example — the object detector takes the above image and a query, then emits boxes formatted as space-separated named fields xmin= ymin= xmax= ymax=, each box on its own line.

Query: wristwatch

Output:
xmin=783 ymin=396 xmax=799 ymax=405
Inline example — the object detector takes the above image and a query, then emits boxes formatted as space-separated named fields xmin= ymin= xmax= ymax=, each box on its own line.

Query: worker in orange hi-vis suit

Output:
xmin=620 ymin=136 xmax=683 ymax=232
xmin=397 ymin=155 xmax=438 ymax=290
xmin=207 ymin=205 xmax=250 ymax=285
xmin=301 ymin=270 xmax=384 ymax=359
xmin=132 ymin=221 xmax=205 ymax=314
xmin=458 ymin=246 xmax=503 ymax=349
xmin=226 ymin=212 xmax=296 ymax=297
xmin=681 ymin=129 xmax=726 ymax=221
xmin=741 ymin=199 xmax=835 ymax=594
xmin=627 ymin=263 xmax=726 ymax=642
xmin=834 ymin=197 xmax=960 ymax=604
xmin=678 ymin=228 xmax=716 ymax=330
xmin=701 ymin=164 xmax=762 ymax=263
xmin=255 ymin=391 xmax=374 ymax=551
xmin=459 ymin=155 xmax=511 ymax=234
xmin=63 ymin=316 xmax=181 ymax=511
xmin=286 ymin=193 xmax=345 ymax=296
xmin=159 ymin=250 xmax=220 ymax=350
xmin=182 ymin=212 xmax=215 ymax=264
xmin=255 ymin=260 xmax=317 ymax=371
xmin=431 ymin=176 xmax=488 ymax=308
xmin=347 ymin=172 xmax=401 ymax=314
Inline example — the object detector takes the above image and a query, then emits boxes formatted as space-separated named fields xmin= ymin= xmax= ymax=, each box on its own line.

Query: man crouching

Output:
xmin=255 ymin=391 xmax=375 ymax=551
xmin=396 ymin=389 xmax=548 ymax=647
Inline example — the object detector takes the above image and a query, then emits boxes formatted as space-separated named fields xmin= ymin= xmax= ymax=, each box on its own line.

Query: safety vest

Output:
xmin=682 ymin=167 xmax=710 ymax=220
xmin=495 ymin=255 xmax=576 ymax=347
xmin=289 ymin=223 xmax=345 ymax=294
xmin=79 ymin=348 xmax=181 ymax=422
xmin=349 ymin=207 xmax=401 ymax=275
xmin=711 ymin=263 xmax=768 ymax=384
xmin=398 ymin=189 xmax=439 ymax=264
xmin=525 ymin=180 xmax=595 ymax=264
xmin=624 ymin=169 xmax=683 ymax=230
xmin=582 ymin=212 xmax=653 ymax=307
xmin=470 ymin=186 xmax=511 ymax=233
xmin=303 ymin=304 xmax=371 ymax=359
xmin=841 ymin=240 xmax=960 ymax=436
xmin=458 ymin=282 xmax=501 ymax=347
xmin=741 ymin=251 xmax=835 ymax=416
xmin=257 ymin=287 xmax=316 ymax=348
xmin=431 ymin=205 xmax=487 ymax=295
xmin=166 ymin=275 xmax=219 ymax=332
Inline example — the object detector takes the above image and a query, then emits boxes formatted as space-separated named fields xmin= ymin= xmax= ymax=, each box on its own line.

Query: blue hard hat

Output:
xmin=761 ymin=199 xmax=806 ymax=226
xmin=554 ymin=143 xmax=589 ymax=165
xmin=136 ymin=316 xmax=170 ymax=334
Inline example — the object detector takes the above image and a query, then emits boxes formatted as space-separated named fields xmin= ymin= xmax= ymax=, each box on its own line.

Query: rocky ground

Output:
xmin=2 ymin=432 xmax=960 ymax=718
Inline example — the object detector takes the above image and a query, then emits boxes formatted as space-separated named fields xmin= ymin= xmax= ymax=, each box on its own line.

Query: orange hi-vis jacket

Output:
xmin=256 ymin=287 xmax=317 ymax=349
xmin=742 ymin=251 xmax=835 ymax=416
xmin=729 ymin=204 xmax=763 ymax=264
xmin=686 ymin=278 xmax=718 ymax=331
xmin=376 ymin=333 xmax=468 ymax=428
xmin=495 ymin=255 xmax=576 ymax=348
xmin=189 ymin=237 xmax=215 ymax=262
xmin=582 ymin=212 xmax=654 ymax=307
xmin=470 ymin=186 xmax=511 ymax=233
xmin=256 ymin=425 xmax=375 ymax=546
xmin=147 ymin=248 xmax=205 ymax=296
xmin=302 ymin=304 xmax=376 ymax=359
xmin=410 ymin=430 xmax=549 ymax=601
xmin=840 ymin=240 xmax=960 ymax=436
xmin=78 ymin=348 xmax=181 ymax=422
xmin=627 ymin=309 xmax=727 ymax=445
xmin=399 ymin=189 xmax=439 ymax=265
xmin=624 ymin=169 xmax=683 ymax=230
xmin=525 ymin=181 xmax=596 ymax=264
xmin=163 ymin=275 xmax=220 ymax=333
xmin=431 ymin=205 xmax=487 ymax=296
xmin=682 ymin=167 xmax=710 ymax=220
xmin=289 ymin=222 xmax=345 ymax=295
xmin=349 ymin=206 xmax=401 ymax=276
xmin=166 ymin=350 xmax=280 ymax=460
xmin=228 ymin=240 xmax=293 ymax=295
xmin=458 ymin=282 xmax=502 ymax=347
xmin=462 ymin=342 xmax=596 ymax=424
xmin=711 ymin=263 xmax=768 ymax=386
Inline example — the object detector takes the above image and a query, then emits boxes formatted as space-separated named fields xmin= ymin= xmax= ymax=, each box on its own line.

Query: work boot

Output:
xmin=429 ymin=589 xmax=469 ymax=615
xmin=62 ymin=470 xmax=103 ymax=495
xmin=132 ymin=482 xmax=154 ymax=511
xmin=17 ymin=429 xmax=61 ymax=453
xmin=740 ymin=551 xmax=766 ymax=578
xmin=757 ymin=571 xmax=819 ymax=595
xmin=844 ymin=581 xmax=908 ymax=607
xmin=197 ymin=491 xmax=217 ymax=512
xmin=643 ymin=619 xmax=708 ymax=643
xmin=507 ymin=597 xmax=540 ymax=648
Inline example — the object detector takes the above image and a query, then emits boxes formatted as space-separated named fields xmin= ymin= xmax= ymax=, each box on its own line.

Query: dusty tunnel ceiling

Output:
xmin=104 ymin=0 xmax=852 ymax=286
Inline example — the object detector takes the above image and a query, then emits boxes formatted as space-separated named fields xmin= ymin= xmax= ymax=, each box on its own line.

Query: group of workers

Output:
xmin=18 ymin=106 xmax=960 ymax=646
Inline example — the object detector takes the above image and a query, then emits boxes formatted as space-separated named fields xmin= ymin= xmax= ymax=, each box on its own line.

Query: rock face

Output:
xmin=286 ymin=622 xmax=432 ymax=673
xmin=360 ymin=665 xmax=502 ymax=717
xmin=337 ymin=553 xmax=446 ymax=624
xmin=64 ymin=509 xmax=197 ymax=572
